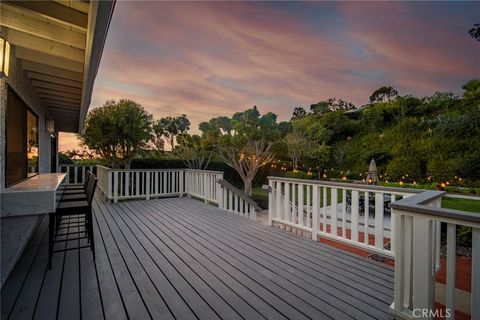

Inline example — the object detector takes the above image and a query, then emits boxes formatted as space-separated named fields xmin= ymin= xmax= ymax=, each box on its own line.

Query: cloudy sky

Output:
xmin=60 ymin=1 xmax=480 ymax=151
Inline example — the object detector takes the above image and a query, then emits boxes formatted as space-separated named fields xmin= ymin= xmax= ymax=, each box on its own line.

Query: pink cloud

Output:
xmin=61 ymin=2 xmax=480 ymax=150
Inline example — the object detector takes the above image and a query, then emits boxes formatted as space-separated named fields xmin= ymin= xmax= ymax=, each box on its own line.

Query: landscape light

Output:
xmin=0 ymin=37 xmax=11 ymax=78
xmin=46 ymin=117 xmax=55 ymax=135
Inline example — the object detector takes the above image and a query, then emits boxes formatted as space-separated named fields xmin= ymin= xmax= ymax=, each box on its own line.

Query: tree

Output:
xmin=462 ymin=79 xmax=480 ymax=107
xmin=153 ymin=114 xmax=190 ymax=150
xmin=469 ymin=23 xmax=480 ymax=41
xmin=369 ymin=86 xmax=398 ymax=103
xmin=278 ymin=121 xmax=292 ymax=138
xmin=290 ymin=115 xmax=332 ymax=176
xmin=77 ymin=99 xmax=153 ymax=168
xmin=175 ymin=133 xmax=213 ymax=170
xmin=292 ymin=107 xmax=307 ymax=119
xmin=332 ymin=142 xmax=347 ymax=167
xmin=310 ymin=98 xmax=356 ymax=115
xmin=308 ymin=143 xmax=330 ymax=178
xmin=200 ymin=106 xmax=280 ymax=195
xmin=285 ymin=130 xmax=310 ymax=168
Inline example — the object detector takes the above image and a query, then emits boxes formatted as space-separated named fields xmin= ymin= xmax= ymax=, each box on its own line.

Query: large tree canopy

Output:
xmin=174 ymin=133 xmax=213 ymax=170
xmin=200 ymin=106 xmax=280 ymax=195
xmin=310 ymin=98 xmax=356 ymax=115
xmin=153 ymin=114 xmax=190 ymax=150
xmin=77 ymin=99 xmax=153 ymax=168
xmin=369 ymin=86 xmax=399 ymax=103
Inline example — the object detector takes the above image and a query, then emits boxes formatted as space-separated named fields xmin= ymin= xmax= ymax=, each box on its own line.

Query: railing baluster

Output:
xmin=446 ymin=223 xmax=456 ymax=318
xmin=375 ymin=193 xmax=384 ymax=249
xmin=391 ymin=193 xmax=396 ymax=250
xmin=322 ymin=187 xmax=327 ymax=234
xmin=306 ymin=185 xmax=311 ymax=228
xmin=472 ymin=228 xmax=480 ymax=318
xmin=364 ymin=191 xmax=369 ymax=245
xmin=351 ymin=190 xmax=359 ymax=242
xmin=136 ymin=172 xmax=140 ymax=196
xmin=276 ymin=181 xmax=282 ymax=221
xmin=284 ymin=183 xmax=290 ymax=223
xmin=312 ymin=185 xmax=319 ymax=241
xmin=298 ymin=184 xmax=304 ymax=227
xmin=331 ymin=188 xmax=338 ymax=236
xmin=342 ymin=189 xmax=347 ymax=238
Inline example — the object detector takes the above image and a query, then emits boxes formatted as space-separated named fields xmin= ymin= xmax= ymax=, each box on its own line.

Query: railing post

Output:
xmin=268 ymin=180 xmax=274 ymax=226
xmin=472 ymin=228 xmax=480 ymax=319
xmin=412 ymin=216 xmax=434 ymax=317
xmin=179 ymin=170 xmax=184 ymax=197
xmin=203 ymin=173 xmax=208 ymax=204
xmin=146 ymin=172 xmax=151 ymax=200
xmin=216 ymin=175 xmax=222 ymax=206
xmin=392 ymin=209 xmax=405 ymax=314
xmin=113 ymin=171 xmax=118 ymax=203
xmin=107 ymin=168 xmax=112 ymax=200
xmin=312 ymin=185 xmax=319 ymax=241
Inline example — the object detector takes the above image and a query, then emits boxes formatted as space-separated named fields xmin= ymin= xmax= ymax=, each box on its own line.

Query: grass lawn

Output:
xmin=252 ymin=187 xmax=480 ymax=213
xmin=441 ymin=197 xmax=480 ymax=213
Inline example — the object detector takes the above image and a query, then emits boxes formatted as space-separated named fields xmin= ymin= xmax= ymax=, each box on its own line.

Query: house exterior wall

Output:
xmin=0 ymin=46 xmax=53 ymax=190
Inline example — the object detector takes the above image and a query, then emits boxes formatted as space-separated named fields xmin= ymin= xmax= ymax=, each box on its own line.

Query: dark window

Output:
xmin=6 ymin=86 xmax=39 ymax=187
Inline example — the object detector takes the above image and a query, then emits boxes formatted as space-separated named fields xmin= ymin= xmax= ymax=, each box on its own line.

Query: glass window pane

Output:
xmin=27 ymin=110 xmax=38 ymax=176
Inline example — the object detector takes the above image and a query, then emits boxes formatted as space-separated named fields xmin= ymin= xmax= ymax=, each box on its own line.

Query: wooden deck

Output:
xmin=1 ymin=195 xmax=395 ymax=320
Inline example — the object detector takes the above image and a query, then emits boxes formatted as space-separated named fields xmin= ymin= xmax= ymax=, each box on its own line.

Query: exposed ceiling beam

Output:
xmin=40 ymin=94 xmax=81 ymax=104
xmin=47 ymin=104 xmax=81 ymax=112
xmin=48 ymin=110 xmax=80 ymax=117
xmin=4 ymin=1 xmax=88 ymax=30
xmin=0 ymin=5 xmax=86 ymax=49
xmin=26 ymin=72 xmax=83 ymax=88
xmin=42 ymin=99 xmax=80 ymax=107
xmin=16 ymin=47 xmax=84 ymax=73
xmin=48 ymin=109 xmax=80 ymax=117
xmin=31 ymin=79 xmax=83 ymax=94
xmin=6 ymin=29 xmax=85 ymax=62
xmin=21 ymin=60 xmax=83 ymax=82
xmin=53 ymin=0 xmax=90 ymax=14
xmin=35 ymin=87 xmax=82 ymax=99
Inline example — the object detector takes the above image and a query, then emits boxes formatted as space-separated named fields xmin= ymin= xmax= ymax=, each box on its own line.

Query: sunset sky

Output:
xmin=60 ymin=1 xmax=480 ymax=151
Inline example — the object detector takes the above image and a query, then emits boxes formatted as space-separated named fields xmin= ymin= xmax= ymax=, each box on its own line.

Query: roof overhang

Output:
xmin=1 ymin=0 xmax=115 ymax=133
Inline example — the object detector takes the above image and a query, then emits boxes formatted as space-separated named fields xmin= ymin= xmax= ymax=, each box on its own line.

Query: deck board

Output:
xmin=1 ymin=195 xmax=395 ymax=320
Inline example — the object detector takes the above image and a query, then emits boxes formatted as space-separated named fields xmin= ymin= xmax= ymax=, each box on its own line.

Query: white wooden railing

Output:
xmin=184 ymin=170 xmax=224 ymax=204
xmin=390 ymin=191 xmax=480 ymax=320
xmin=58 ymin=164 xmax=97 ymax=185
xmin=96 ymin=166 xmax=223 ymax=203
xmin=217 ymin=179 xmax=260 ymax=221
xmin=267 ymin=176 xmax=420 ymax=258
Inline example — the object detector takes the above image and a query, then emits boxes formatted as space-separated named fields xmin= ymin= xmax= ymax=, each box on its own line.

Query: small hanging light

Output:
xmin=1 ymin=37 xmax=11 ymax=78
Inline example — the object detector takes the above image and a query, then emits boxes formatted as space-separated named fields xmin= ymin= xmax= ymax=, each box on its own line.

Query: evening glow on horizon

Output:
xmin=60 ymin=1 xmax=480 ymax=151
